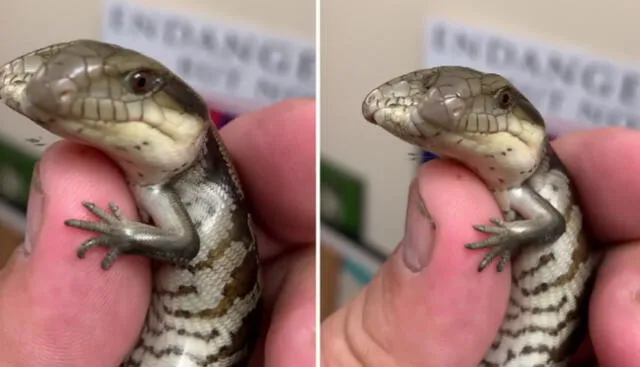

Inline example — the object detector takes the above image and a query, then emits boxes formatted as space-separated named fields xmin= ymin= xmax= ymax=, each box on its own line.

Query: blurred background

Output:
xmin=320 ymin=0 xmax=640 ymax=319
xmin=0 ymin=0 xmax=315 ymax=268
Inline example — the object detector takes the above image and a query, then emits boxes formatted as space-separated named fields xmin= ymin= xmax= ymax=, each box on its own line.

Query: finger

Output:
xmin=552 ymin=127 xmax=640 ymax=242
xmin=589 ymin=240 xmax=640 ymax=367
xmin=221 ymin=98 xmax=316 ymax=247
xmin=0 ymin=142 xmax=150 ymax=367
xmin=262 ymin=247 xmax=316 ymax=367
xmin=322 ymin=160 xmax=509 ymax=366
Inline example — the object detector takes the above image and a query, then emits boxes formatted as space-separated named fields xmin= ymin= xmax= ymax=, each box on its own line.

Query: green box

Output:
xmin=0 ymin=136 xmax=38 ymax=214
xmin=320 ymin=157 xmax=365 ymax=241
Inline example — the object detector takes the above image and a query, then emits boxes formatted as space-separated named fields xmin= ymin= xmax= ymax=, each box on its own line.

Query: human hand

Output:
xmin=0 ymin=99 xmax=316 ymax=367
xmin=321 ymin=127 xmax=640 ymax=366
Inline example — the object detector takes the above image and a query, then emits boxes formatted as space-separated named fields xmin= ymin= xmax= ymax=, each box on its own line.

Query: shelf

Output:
xmin=320 ymin=223 xmax=385 ymax=275
xmin=0 ymin=198 xmax=26 ymax=233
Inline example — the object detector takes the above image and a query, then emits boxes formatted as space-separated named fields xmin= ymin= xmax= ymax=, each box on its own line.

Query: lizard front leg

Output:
xmin=65 ymin=183 xmax=200 ymax=270
xmin=465 ymin=185 xmax=566 ymax=272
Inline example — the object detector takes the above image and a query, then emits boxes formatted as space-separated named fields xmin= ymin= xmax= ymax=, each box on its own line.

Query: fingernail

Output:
xmin=24 ymin=162 xmax=45 ymax=254
xmin=401 ymin=179 xmax=436 ymax=272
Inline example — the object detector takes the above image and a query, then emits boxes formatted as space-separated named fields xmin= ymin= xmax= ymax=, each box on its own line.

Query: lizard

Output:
xmin=361 ymin=66 xmax=601 ymax=367
xmin=0 ymin=39 xmax=261 ymax=367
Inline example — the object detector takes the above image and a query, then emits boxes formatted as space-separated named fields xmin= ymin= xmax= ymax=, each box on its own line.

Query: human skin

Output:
xmin=322 ymin=127 xmax=640 ymax=367
xmin=0 ymin=99 xmax=316 ymax=367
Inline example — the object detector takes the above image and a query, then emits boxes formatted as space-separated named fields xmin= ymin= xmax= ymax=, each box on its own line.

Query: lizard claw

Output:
xmin=74 ymin=235 xmax=122 ymax=269
xmin=474 ymin=245 xmax=513 ymax=272
xmin=465 ymin=218 xmax=525 ymax=272
xmin=489 ymin=217 xmax=505 ymax=226
xmin=65 ymin=201 xmax=144 ymax=270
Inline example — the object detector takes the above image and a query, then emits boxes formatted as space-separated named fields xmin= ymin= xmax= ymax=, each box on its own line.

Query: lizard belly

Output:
xmin=481 ymin=169 xmax=600 ymax=367
xmin=122 ymin=169 xmax=261 ymax=367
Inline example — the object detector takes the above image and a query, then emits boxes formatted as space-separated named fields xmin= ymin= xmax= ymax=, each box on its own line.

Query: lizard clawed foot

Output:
xmin=465 ymin=217 xmax=527 ymax=272
xmin=65 ymin=201 xmax=147 ymax=270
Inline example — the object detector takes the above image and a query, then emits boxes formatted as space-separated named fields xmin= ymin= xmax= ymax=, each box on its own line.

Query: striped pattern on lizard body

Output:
xmin=481 ymin=147 xmax=599 ymax=367
xmin=361 ymin=66 xmax=601 ymax=366
xmin=0 ymin=39 xmax=261 ymax=367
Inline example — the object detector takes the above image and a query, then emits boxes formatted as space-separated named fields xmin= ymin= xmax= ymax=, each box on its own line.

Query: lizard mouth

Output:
xmin=363 ymin=83 xmax=471 ymax=135
xmin=0 ymin=50 xmax=60 ymax=121
xmin=361 ymin=89 xmax=418 ymax=127
xmin=361 ymin=89 xmax=383 ymax=124
xmin=0 ymin=63 xmax=28 ymax=113
xmin=362 ymin=87 xmax=432 ymax=143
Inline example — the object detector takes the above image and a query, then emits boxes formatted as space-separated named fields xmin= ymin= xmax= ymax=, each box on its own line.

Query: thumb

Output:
xmin=0 ymin=141 xmax=151 ymax=367
xmin=321 ymin=160 xmax=511 ymax=367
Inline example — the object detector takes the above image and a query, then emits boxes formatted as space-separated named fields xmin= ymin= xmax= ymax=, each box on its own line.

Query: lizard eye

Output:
xmin=125 ymin=69 xmax=163 ymax=95
xmin=496 ymin=88 xmax=513 ymax=109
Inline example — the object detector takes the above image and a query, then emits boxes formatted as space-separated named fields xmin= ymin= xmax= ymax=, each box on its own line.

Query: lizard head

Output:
xmin=362 ymin=66 xmax=548 ymax=190
xmin=0 ymin=39 xmax=211 ymax=185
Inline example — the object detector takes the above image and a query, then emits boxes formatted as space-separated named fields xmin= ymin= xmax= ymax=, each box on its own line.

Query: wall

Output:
xmin=321 ymin=0 xmax=640 ymax=253
xmin=0 ymin=0 xmax=315 ymax=157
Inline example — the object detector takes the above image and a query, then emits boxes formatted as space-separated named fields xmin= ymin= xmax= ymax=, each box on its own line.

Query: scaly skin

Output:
xmin=0 ymin=40 xmax=261 ymax=367
xmin=362 ymin=66 xmax=601 ymax=366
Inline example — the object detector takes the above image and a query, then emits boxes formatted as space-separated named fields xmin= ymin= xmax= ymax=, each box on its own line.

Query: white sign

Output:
xmin=102 ymin=1 xmax=315 ymax=114
xmin=425 ymin=19 xmax=640 ymax=134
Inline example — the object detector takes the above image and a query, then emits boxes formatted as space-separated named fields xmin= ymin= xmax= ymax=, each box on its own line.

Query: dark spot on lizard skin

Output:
xmin=142 ymin=141 xmax=149 ymax=145
xmin=539 ymin=282 xmax=549 ymax=293
xmin=520 ymin=171 xmax=526 ymax=175
xmin=554 ymin=264 xmax=597 ymax=361
xmin=135 ymin=144 xmax=142 ymax=150
xmin=219 ymin=297 xmax=262 ymax=366
xmin=208 ymin=248 xmax=261 ymax=364
xmin=175 ymin=285 xmax=198 ymax=296
xmin=551 ymin=184 xmax=559 ymax=192
xmin=517 ymin=253 xmax=556 ymax=280
xmin=485 ymin=154 xmax=495 ymax=158
xmin=490 ymin=166 xmax=495 ymax=171
xmin=456 ymin=138 xmax=463 ymax=145
xmin=501 ymin=151 xmax=507 ymax=156
xmin=173 ymin=248 xmax=258 ymax=320
xmin=507 ymin=147 xmax=513 ymax=152
xmin=76 ymin=127 xmax=84 ymax=133
xmin=498 ymin=178 xmax=505 ymax=184
xmin=137 ymin=172 xmax=144 ymax=178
